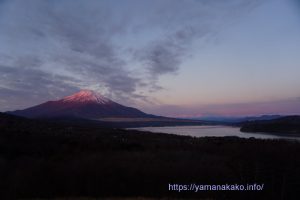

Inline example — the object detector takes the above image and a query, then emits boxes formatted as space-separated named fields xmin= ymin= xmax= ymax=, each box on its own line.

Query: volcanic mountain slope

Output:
xmin=9 ymin=90 xmax=154 ymax=119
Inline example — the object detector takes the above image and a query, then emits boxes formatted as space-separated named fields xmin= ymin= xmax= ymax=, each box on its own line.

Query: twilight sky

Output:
xmin=0 ymin=0 xmax=300 ymax=117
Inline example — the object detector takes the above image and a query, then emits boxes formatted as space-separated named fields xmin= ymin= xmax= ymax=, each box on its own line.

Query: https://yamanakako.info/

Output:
xmin=168 ymin=183 xmax=264 ymax=192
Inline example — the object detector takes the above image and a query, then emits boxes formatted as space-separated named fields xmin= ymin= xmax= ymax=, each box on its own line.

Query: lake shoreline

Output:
xmin=240 ymin=129 xmax=300 ymax=138
xmin=129 ymin=125 xmax=300 ymax=141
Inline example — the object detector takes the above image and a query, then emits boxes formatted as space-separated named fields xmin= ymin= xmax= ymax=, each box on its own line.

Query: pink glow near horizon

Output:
xmin=143 ymin=98 xmax=300 ymax=117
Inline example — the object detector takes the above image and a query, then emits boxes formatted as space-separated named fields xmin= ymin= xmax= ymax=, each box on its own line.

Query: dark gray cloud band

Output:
xmin=0 ymin=65 xmax=79 ymax=110
xmin=0 ymin=0 xmax=263 ymax=111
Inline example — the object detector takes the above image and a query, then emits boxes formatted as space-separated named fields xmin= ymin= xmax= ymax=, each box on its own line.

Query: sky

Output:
xmin=0 ymin=0 xmax=300 ymax=117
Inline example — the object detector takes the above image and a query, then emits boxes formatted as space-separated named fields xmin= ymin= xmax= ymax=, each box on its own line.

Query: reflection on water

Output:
xmin=130 ymin=126 xmax=300 ymax=141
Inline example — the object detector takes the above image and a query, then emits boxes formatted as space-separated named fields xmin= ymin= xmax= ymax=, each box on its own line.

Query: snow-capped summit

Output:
xmin=62 ymin=90 xmax=111 ymax=104
xmin=9 ymin=90 xmax=151 ymax=119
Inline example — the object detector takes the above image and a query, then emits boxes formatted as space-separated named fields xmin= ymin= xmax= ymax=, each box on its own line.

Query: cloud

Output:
xmin=0 ymin=0 xmax=264 ymax=111
xmin=0 ymin=0 xmax=143 ymax=106
xmin=0 ymin=65 xmax=79 ymax=110
xmin=135 ymin=0 xmax=264 ymax=81
xmin=138 ymin=25 xmax=206 ymax=77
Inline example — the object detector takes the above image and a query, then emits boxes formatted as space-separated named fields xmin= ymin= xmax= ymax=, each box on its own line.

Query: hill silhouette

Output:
xmin=1 ymin=113 xmax=300 ymax=199
xmin=241 ymin=116 xmax=300 ymax=135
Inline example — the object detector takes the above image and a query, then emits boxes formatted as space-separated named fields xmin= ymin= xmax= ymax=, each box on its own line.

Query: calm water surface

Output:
xmin=130 ymin=126 xmax=300 ymax=141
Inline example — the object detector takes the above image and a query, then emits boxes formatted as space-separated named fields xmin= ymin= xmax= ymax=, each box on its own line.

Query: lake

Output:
xmin=130 ymin=125 xmax=300 ymax=141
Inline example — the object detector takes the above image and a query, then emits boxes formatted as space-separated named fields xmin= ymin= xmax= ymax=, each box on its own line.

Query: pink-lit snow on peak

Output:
xmin=62 ymin=90 xmax=111 ymax=104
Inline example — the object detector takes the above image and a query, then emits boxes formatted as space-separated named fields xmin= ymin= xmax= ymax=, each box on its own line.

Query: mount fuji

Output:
xmin=9 ymin=90 xmax=154 ymax=119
